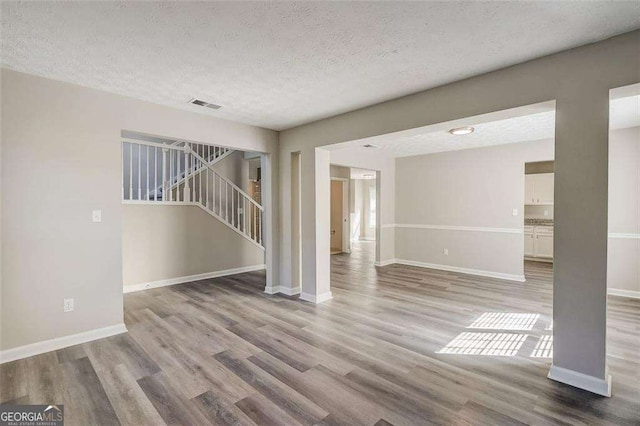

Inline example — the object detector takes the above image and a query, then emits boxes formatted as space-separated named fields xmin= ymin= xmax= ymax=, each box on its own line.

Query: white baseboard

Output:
xmin=608 ymin=288 xmax=640 ymax=299
xmin=524 ymin=256 xmax=553 ymax=264
xmin=0 ymin=323 xmax=128 ymax=364
xmin=548 ymin=365 xmax=612 ymax=397
xmin=280 ymin=286 xmax=301 ymax=296
xmin=374 ymin=259 xmax=396 ymax=267
xmin=394 ymin=258 xmax=526 ymax=282
xmin=264 ymin=286 xmax=301 ymax=296
xmin=124 ymin=264 xmax=266 ymax=293
xmin=300 ymin=291 xmax=333 ymax=304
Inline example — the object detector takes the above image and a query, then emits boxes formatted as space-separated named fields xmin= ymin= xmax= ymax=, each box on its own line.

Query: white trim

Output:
xmin=380 ymin=223 xmax=395 ymax=229
xmin=374 ymin=259 xmax=396 ymax=267
xmin=394 ymin=224 xmax=522 ymax=234
xmin=0 ymin=323 xmax=127 ymax=364
xmin=608 ymin=288 xmax=640 ymax=299
xmin=548 ymin=365 xmax=612 ymax=397
xmin=300 ymin=291 xmax=333 ymax=304
xmin=280 ymin=286 xmax=302 ymax=296
xmin=608 ymin=233 xmax=640 ymax=239
xmin=524 ymin=256 xmax=553 ymax=264
xmin=123 ymin=200 xmax=187 ymax=206
xmin=264 ymin=286 xmax=301 ymax=296
xmin=393 ymin=258 xmax=526 ymax=282
xmin=123 ymin=264 xmax=266 ymax=293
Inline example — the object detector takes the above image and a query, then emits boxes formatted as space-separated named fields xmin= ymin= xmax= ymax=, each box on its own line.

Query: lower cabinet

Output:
xmin=525 ymin=225 xmax=553 ymax=260
xmin=535 ymin=232 xmax=554 ymax=258
xmin=524 ymin=227 xmax=535 ymax=257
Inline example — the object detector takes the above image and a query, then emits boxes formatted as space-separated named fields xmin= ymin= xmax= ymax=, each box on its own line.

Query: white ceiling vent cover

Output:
xmin=188 ymin=98 xmax=222 ymax=110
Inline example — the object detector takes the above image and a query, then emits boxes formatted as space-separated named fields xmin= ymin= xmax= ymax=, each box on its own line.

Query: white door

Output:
xmin=535 ymin=233 xmax=554 ymax=258
xmin=525 ymin=175 xmax=536 ymax=204
xmin=524 ymin=232 xmax=535 ymax=257
xmin=534 ymin=173 xmax=554 ymax=204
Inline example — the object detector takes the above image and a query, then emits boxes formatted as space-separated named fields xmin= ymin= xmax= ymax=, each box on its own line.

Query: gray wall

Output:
xmin=1 ymin=69 xmax=278 ymax=352
xmin=608 ymin=127 xmax=640 ymax=294
xmin=395 ymin=138 xmax=554 ymax=278
xmin=123 ymin=205 xmax=264 ymax=287
xmin=394 ymin=127 xmax=638 ymax=293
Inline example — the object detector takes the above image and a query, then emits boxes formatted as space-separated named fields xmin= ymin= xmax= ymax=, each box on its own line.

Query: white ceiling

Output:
xmin=2 ymin=2 xmax=639 ymax=130
xmin=327 ymin=96 xmax=639 ymax=158
xmin=350 ymin=168 xmax=377 ymax=180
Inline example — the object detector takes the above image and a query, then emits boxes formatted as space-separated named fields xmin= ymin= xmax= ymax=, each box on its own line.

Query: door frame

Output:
xmin=330 ymin=177 xmax=350 ymax=254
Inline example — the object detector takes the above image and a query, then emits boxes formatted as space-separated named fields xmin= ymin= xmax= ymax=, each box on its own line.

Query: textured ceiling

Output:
xmin=350 ymin=168 xmax=377 ymax=180
xmin=328 ymin=96 xmax=639 ymax=158
xmin=2 ymin=2 xmax=639 ymax=130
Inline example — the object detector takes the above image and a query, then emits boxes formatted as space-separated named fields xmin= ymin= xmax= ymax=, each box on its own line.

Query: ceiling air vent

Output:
xmin=188 ymin=98 xmax=222 ymax=110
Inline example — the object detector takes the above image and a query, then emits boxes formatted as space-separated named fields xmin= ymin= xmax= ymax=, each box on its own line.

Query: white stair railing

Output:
xmin=121 ymin=138 xmax=264 ymax=249
xmin=146 ymin=141 xmax=233 ymax=201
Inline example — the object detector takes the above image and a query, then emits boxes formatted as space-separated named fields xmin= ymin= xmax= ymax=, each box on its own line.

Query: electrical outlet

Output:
xmin=512 ymin=208 xmax=518 ymax=216
xmin=443 ymin=248 xmax=449 ymax=255
xmin=544 ymin=210 xmax=549 ymax=216
xmin=92 ymin=210 xmax=102 ymax=223
xmin=63 ymin=298 xmax=74 ymax=312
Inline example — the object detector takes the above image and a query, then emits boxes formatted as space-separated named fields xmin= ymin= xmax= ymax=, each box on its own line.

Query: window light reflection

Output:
xmin=531 ymin=335 xmax=553 ymax=358
xmin=468 ymin=312 xmax=539 ymax=330
xmin=437 ymin=332 xmax=528 ymax=356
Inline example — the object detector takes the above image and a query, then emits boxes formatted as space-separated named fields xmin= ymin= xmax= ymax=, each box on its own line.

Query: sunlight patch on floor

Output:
xmin=437 ymin=332 xmax=528 ymax=356
xmin=530 ymin=335 xmax=553 ymax=358
xmin=468 ymin=312 xmax=540 ymax=330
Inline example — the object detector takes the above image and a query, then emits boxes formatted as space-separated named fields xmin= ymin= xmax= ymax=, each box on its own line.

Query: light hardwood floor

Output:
xmin=1 ymin=241 xmax=639 ymax=425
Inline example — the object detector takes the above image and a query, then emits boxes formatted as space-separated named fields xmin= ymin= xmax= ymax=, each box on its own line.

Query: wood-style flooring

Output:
xmin=1 ymin=241 xmax=639 ymax=425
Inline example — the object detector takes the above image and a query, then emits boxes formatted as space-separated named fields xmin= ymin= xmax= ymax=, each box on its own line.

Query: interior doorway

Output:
xmin=330 ymin=178 xmax=348 ymax=254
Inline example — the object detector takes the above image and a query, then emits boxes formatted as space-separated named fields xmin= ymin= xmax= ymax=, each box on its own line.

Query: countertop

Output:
xmin=525 ymin=218 xmax=554 ymax=226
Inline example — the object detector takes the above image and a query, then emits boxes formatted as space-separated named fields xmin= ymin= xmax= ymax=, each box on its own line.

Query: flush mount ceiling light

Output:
xmin=188 ymin=98 xmax=222 ymax=110
xmin=449 ymin=126 xmax=474 ymax=135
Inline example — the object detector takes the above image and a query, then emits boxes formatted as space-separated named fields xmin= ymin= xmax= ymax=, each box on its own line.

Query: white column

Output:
xmin=261 ymin=153 xmax=280 ymax=295
xmin=299 ymin=147 xmax=332 ymax=304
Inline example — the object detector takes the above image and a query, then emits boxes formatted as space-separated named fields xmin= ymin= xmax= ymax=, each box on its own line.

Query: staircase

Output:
xmin=122 ymin=138 xmax=264 ymax=249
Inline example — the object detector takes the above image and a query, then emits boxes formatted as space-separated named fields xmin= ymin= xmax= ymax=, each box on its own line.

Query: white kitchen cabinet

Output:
xmin=524 ymin=230 xmax=535 ymax=257
xmin=525 ymin=225 xmax=553 ymax=261
xmin=534 ymin=226 xmax=554 ymax=258
xmin=525 ymin=175 xmax=535 ymax=205
xmin=525 ymin=173 xmax=554 ymax=205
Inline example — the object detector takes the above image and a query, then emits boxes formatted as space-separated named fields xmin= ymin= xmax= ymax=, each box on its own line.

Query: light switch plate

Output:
xmin=443 ymin=248 xmax=449 ymax=255
xmin=63 ymin=298 xmax=74 ymax=312
xmin=92 ymin=210 xmax=102 ymax=222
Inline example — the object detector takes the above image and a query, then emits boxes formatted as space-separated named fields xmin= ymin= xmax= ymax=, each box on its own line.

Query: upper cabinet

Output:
xmin=525 ymin=173 xmax=554 ymax=205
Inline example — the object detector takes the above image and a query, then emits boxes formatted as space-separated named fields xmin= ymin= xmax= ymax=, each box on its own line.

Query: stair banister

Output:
xmin=122 ymin=138 xmax=264 ymax=249
xmin=188 ymin=148 xmax=263 ymax=212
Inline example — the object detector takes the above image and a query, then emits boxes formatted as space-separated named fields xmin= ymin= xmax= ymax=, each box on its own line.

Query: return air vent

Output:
xmin=188 ymin=98 xmax=222 ymax=110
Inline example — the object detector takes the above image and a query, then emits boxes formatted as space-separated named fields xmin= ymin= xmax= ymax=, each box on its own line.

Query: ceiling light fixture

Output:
xmin=449 ymin=126 xmax=474 ymax=135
